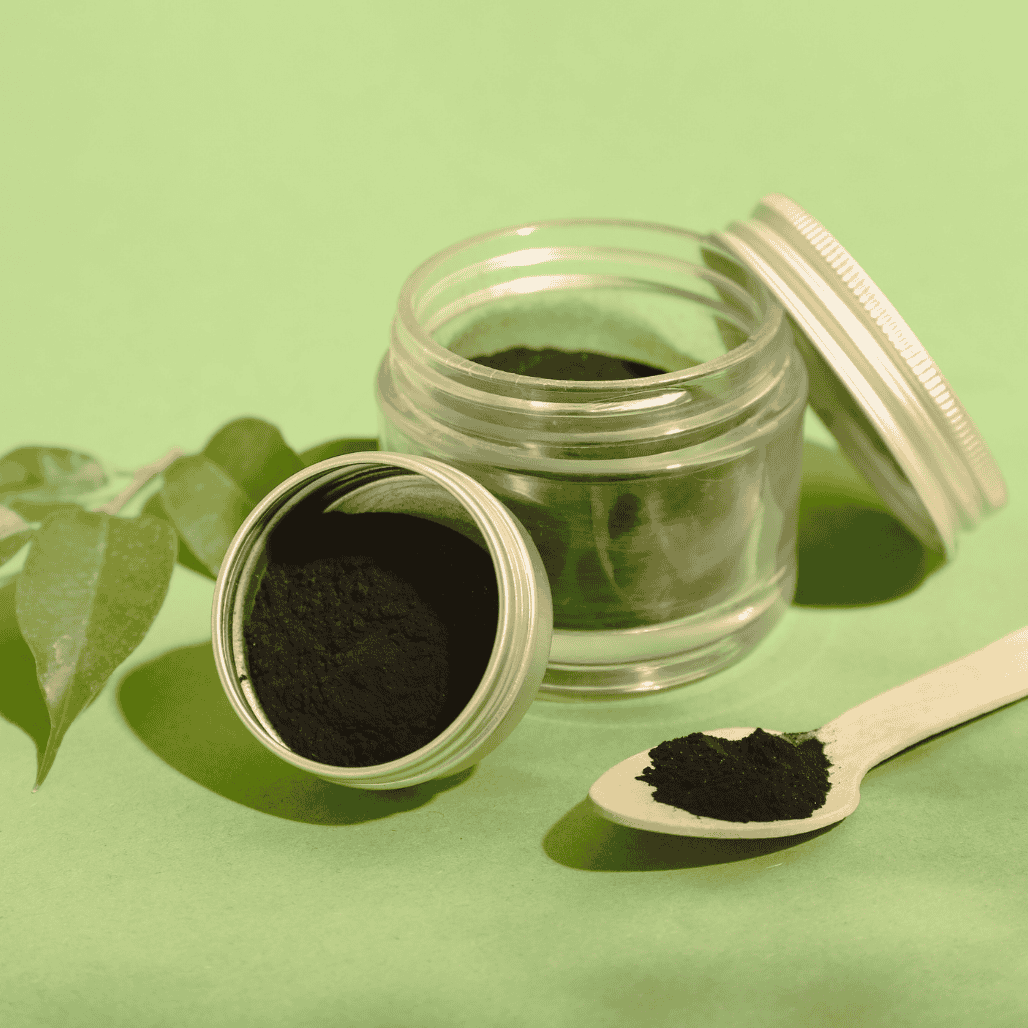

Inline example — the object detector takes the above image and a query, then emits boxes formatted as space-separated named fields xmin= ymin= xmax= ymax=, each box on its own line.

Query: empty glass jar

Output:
xmin=376 ymin=219 xmax=809 ymax=696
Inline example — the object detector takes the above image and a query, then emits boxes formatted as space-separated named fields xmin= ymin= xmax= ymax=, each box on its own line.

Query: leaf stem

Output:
xmin=93 ymin=447 xmax=184 ymax=516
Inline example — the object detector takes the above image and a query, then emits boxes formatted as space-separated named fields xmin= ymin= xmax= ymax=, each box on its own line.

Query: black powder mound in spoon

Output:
xmin=636 ymin=728 xmax=832 ymax=822
xmin=243 ymin=509 xmax=499 ymax=767
xmin=471 ymin=346 xmax=665 ymax=381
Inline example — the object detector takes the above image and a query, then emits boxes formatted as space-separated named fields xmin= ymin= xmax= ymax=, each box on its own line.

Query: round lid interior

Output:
xmin=213 ymin=452 xmax=555 ymax=786
xmin=712 ymin=193 xmax=1007 ymax=557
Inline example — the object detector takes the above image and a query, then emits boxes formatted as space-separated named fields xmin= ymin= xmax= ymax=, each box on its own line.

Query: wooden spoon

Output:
xmin=589 ymin=626 xmax=1028 ymax=839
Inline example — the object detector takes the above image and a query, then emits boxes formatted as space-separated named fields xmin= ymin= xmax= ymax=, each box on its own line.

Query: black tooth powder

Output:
xmin=636 ymin=727 xmax=832 ymax=822
xmin=243 ymin=510 xmax=499 ymax=768
xmin=470 ymin=346 xmax=666 ymax=381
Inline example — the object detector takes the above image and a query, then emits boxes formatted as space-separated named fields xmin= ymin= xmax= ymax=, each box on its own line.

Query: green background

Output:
xmin=2 ymin=3 xmax=1026 ymax=1026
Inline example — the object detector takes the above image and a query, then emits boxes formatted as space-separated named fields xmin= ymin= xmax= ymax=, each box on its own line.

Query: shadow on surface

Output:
xmin=117 ymin=642 xmax=474 ymax=825
xmin=794 ymin=442 xmax=944 ymax=607
xmin=0 ymin=630 xmax=51 ymax=781
xmin=544 ymin=799 xmax=837 ymax=871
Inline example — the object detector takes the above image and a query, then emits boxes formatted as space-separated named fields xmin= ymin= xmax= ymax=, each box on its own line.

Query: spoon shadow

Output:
xmin=543 ymin=798 xmax=838 ymax=872
xmin=116 ymin=642 xmax=474 ymax=825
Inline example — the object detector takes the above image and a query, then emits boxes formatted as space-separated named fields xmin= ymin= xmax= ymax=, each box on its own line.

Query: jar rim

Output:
xmin=395 ymin=217 xmax=785 ymax=391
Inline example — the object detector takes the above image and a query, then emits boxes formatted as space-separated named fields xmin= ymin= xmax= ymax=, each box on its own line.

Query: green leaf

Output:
xmin=0 ymin=579 xmax=19 ymax=647
xmin=0 ymin=624 xmax=51 ymax=767
xmin=140 ymin=490 xmax=215 ymax=580
xmin=3 ymin=497 xmax=90 ymax=521
xmin=299 ymin=437 xmax=379 ymax=467
xmin=203 ymin=417 xmax=303 ymax=504
xmin=160 ymin=454 xmax=253 ymax=576
xmin=0 ymin=446 xmax=107 ymax=500
xmin=15 ymin=510 xmax=177 ymax=790
xmin=1 ymin=504 xmax=34 ymax=567
xmin=0 ymin=445 xmax=116 ymax=521
xmin=0 ymin=506 xmax=30 ymax=644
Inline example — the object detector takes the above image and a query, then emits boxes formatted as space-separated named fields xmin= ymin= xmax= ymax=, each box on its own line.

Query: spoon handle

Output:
xmin=823 ymin=626 xmax=1028 ymax=773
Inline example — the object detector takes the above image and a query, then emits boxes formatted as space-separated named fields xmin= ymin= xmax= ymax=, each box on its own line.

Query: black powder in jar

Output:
xmin=243 ymin=509 xmax=499 ymax=767
xmin=470 ymin=345 xmax=666 ymax=381
xmin=437 ymin=302 xmax=804 ymax=633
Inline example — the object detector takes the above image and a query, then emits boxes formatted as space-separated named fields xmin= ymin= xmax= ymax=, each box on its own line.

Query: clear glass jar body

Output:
xmin=377 ymin=219 xmax=809 ymax=696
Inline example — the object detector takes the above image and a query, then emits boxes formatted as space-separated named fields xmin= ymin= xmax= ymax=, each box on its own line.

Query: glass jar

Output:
xmin=377 ymin=220 xmax=809 ymax=697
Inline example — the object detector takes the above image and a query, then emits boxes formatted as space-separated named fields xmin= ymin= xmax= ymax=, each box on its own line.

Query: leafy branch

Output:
xmin=0 ymin=419 xmax=377 ymax=791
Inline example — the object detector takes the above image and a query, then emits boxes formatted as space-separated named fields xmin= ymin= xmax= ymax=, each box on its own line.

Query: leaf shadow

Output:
xmin=794 ymin=442 xmax=945 ymax=607
xmin=116 ymin=642 xmax=474 ymax=825
xmin=543 ymin=799 xmax=838 ymax=872
xmin=0 ymin=631 xmax=51 ymax=778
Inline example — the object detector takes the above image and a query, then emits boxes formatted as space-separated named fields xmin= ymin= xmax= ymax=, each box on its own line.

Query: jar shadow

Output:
xmin=794 ymin=442 xmax=945 ymax=607
xmin=543 ymin=799 xmax=839 ymax=871
xmin=116 ymin=642 xmax=475 ymax=825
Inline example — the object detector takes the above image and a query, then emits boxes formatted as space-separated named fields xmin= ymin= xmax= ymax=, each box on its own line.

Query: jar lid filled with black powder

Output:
xmin=212 ymin=452 xmax=553 ymax=790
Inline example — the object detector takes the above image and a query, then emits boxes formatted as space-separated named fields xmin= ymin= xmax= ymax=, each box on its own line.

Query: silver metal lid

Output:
xmin=714 ymin=193 xmax=1007 ymax=557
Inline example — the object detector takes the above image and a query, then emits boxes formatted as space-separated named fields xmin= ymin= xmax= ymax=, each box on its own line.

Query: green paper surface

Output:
xmin=2 ymin=3 xmax=1026 ymax=1026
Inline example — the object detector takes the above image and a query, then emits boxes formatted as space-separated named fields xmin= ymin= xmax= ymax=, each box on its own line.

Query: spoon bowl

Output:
xmin=589 ymin=626 xmax=1028 ymax=839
